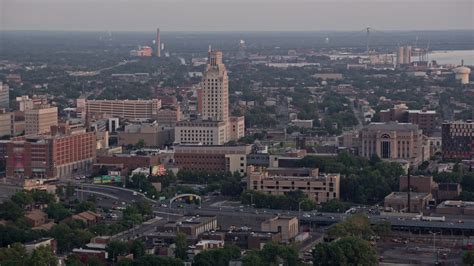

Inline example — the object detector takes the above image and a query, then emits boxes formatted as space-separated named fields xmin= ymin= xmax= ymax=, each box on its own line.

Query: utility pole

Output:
xmin=407 ymin=166 xmax=411 ymax=213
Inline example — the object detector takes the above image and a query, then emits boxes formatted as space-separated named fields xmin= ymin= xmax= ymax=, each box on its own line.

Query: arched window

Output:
xmin=380 ymin=134 xmax=391 ymax=158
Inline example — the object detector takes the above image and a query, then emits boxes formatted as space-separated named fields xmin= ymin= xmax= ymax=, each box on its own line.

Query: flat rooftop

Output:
xmin=386 ymin=192 xmax=431 ymax=200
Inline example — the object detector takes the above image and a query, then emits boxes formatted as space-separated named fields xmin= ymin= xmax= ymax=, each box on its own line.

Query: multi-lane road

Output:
xmin=71 ymin=183 xmax=474 ymax=234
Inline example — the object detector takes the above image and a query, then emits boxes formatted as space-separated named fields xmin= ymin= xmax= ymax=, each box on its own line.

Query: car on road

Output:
xmin=133 ymin=192 xmax=138 ymax=196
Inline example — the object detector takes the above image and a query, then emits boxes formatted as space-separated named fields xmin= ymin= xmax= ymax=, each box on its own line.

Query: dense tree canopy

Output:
xmin=312 ymin=237 xmax=377 ymax=266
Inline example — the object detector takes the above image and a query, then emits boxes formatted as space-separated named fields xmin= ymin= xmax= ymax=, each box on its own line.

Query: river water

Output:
xmin=429 ymin=50 xmax=474 ymax=66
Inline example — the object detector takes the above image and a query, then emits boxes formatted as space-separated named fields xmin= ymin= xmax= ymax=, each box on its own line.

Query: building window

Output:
xmin=380 ymin=134 xmax=391 ymax=159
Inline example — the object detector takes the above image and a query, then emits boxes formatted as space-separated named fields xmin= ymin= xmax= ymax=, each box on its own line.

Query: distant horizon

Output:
xmin=2 ymin=0 xmax=472 ymax=32
xmin=2 ymin=28 xmax=474 ymax=33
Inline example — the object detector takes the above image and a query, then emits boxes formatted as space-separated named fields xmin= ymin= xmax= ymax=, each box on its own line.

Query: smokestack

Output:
xmin=156 ymin=28 xmax=161 ymax=57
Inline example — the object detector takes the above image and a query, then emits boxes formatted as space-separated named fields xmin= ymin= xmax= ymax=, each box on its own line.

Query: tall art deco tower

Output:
xmin=201 ymin=47 xmax=229 ymax=123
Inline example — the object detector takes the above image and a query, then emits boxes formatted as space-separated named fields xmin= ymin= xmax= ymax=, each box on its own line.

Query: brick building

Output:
xmin=96 ymin=153 xmax=162 ymax=173
xmin=173 ymin=145 xmax=251 ymax=173
xmin=0 ymin=129 xmax=96 ymax=181
xmin=442 ymin=121 xmax=474 ymax=160
xmin=384 ymin=192 xmax=432 ymax=212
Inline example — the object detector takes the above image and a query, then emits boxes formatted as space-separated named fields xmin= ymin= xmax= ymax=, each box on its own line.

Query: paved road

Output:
xmin=70 ymin=184 xmax=474 ymax=232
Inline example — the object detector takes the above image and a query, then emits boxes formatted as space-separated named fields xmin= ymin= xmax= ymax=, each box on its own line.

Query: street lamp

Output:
xmin=298 ymin=200 xmax=305 ymax=219
xmin=429 ymin=231 xmax=441 ymax=265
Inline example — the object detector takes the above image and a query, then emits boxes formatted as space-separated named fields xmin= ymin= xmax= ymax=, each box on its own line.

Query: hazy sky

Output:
xmin=1 ymin=0 xmax=473 ymax=31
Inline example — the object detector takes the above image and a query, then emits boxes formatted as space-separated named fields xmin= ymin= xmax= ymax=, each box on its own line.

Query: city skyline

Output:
xmin=1 ymin=0 xmax=473 ymax=32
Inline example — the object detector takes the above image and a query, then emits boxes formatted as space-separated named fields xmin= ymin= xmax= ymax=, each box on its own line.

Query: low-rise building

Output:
xmin=67 ymin=211 xmax=101 ymax=226
xmin=24 ymin=238 xmax=56 ymax=254
xmin=155 ymin=215 xmax=217 ymax=239
xmin=436 ymin=183 xmax=462 ymax=201
xmin=96 ymin=153 xmax=162 ymax=173
xmin=118 ymin=122 xmax=174 ymax=148
xmin=261 ymin=216 xmax=298 ymax=243
xmin=201 ymin=230 xmax=281 ymax=250
xmin=436 ymin=200 xmax=474 ymax=216
xmin=399 ymin=175 xmax=435 ymax=193
xmin=73 ymin=248 xmax=108 ymax=264
xmin=25 ymin=209 xmax=48 ymax=227
xmin=247 ymin=166 xmax=340 ymax=204
xmin=384 ymin=192 xmax=432 ymax=212
xmin=290 ymin=119 xmax=313 ymax=128
xmin=174 ymin=145 xmax=251 ymax=174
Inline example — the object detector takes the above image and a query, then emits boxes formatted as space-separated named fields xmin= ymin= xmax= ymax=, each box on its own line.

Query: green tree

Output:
xmin=259 ymin=242 xmax=300 ymax=266
xmin=312 ymin=237 xmax=377 ymax=266
xmin=11 ymin=192 xmax=34 ymax=207
xmin=31 ymin=190 xmax=56 ymax=205
xmin=65 ymin=254 xmax=84 ymax=266
xmin=75 ymin=200 xmax=96 ymax=213
xmin=192 ymin=245 xmax=240 ymax=266
xmin=372 ymin=221 xmax=391 ymax=236
xmin=0 ymin=242 xmax=29 ymax=265
xmin=28 ymin=245 xmax=58 ymax=266
xmin=242 ymin=251 xmax=265 ymax=266
xmin=463 ymin=250 xmax=474 ymax=265
xmin=106 ymin=240 xmax=130 ymax=262
xmin=45 ymin=202 xmax=72 ymax=222
xmin=66 ymin=183 xmax=76 ymax=199
xmin=134 ymin=255 xmax=182 ymax=266
xmin=220 ymin=179 xmax=242 ymax=197
xmin=49 ymin=223 xmax=93 ymax=253
xmin=129 ymin=239 xmax=146 ymax=259
xmin=86 ymin=256 xmax=105 ymax=266
xmin=319 ymin=200 xmax=350 ymax=213
xmin=135 ymin=139 xmax=146 ymax=149
xmin=0 ymin=200 xmax=24 ymax=221
xmin=174 ymin=232 xmax=188 ymax=260
xmin=328 ymin=214 xmax=374 ymax=240
xmin=117 ymin=258 xmax=133 ymax=266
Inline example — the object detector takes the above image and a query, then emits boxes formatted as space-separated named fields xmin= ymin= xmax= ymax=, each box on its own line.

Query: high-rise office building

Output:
xmin=175 ymin=48 xmax=244 ymax=145
xmin=25 ymin=106 xmax=58 ymax=135
xmin=0 ymin=82 xmax=9 ymax=110
xmin=202 ymin=49 xmax=229 ymax=122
